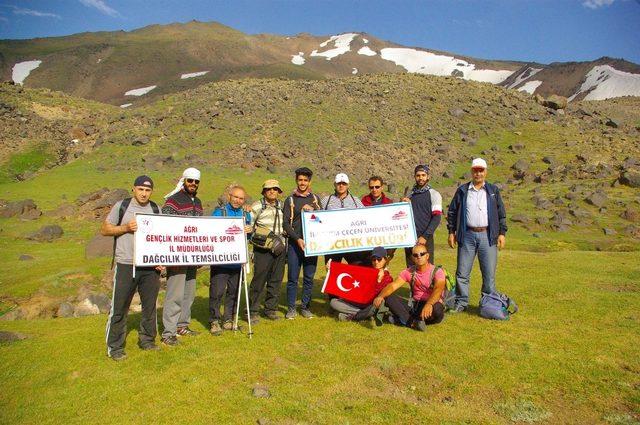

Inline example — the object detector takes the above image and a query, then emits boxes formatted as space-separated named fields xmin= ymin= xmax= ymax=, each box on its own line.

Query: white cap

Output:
xmin=471 ymin=158 xmax=487 ymax=169
xmin=334 ymin=173 xmax=350 ymax=184
xmin=183 ymin=167 xmax=201 ymax=180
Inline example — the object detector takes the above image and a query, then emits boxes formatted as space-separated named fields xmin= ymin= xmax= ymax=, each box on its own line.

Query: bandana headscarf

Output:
xmin=164 ymin=167 xmax=201 ymax=199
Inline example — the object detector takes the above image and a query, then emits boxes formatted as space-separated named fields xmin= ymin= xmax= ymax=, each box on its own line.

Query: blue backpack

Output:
xmin=479 ymin=292 xmax=518 ymax=320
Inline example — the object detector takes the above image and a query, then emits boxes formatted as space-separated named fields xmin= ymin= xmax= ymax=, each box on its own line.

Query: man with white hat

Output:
xmin=160 ymin=167 xmax=204 ymax=346
xmin=446 ymin=158 xmax=507 ymax=313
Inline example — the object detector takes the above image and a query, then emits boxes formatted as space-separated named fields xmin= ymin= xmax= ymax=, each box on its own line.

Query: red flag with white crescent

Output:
xmin=321 ymin=260 xmax=380 ymax=304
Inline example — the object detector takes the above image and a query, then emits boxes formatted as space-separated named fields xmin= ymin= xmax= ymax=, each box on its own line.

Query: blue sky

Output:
xmin=1 ymin=0 xmax=639 ymax=64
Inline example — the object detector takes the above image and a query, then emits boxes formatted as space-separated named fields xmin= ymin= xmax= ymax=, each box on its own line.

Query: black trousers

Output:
xmin=385 ymin=294 xmax=444 ymax=327
xmin=209 ymin=267 xmax=241 ymax=323
xmin=325 ymin=251 xmax=369 ymax=266
xmin=106 ymin=264 xmax=160 ymax=356
xmin=249 ymin=247 xmax=286 ymax=315
xmin=405 ymin=234 xmax=435 ymax=266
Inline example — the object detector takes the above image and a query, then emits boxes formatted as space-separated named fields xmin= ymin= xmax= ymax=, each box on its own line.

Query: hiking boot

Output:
xmin=264 ymin=311 xmax=281 ymax=320
xmin=223 ymin=320 xmax=235 ymax=330
xmin=388 ymin=315 xmax=396 ymax=325
xmin=285 ymin=308 xmax=297 ymax=320
xmin=210 ymin=321 xmax=223 ymax=336
xmin=177 ymin=327 xmax=200 ymax=336
xmin=300 ymin=308 xmax=314 ymax=319
xmin=337 ymin=313 xmax=352 ymax=322
xmin=161 ymin=336 xmax=180 ymax=346
xmin=414 ymin=320 xmax=427 ymax=332
xmin=139 ymin=343 xmax=160 ymax=351
xmin=110 ymin=351 xmax=127 ymax=361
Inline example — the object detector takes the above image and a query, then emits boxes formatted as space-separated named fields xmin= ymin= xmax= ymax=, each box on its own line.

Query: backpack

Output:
xmin=111 ymin=197 xmax=160 ymax=268
xmin=479 ymin=292 xmax=518 ymax=320
xmin=251 ymin=198 xmax=286 ymax=256
xmin=407 ymin=265 xmax=456 ymax=309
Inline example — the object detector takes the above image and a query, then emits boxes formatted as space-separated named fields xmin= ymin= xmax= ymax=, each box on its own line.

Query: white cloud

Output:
xmin=8 ymin=6 xmax=61 ymax=19
xmin=582 ymin=0 xmax=615 ymax=9
xmin=79 ymin=0 xmax=120 ymax=17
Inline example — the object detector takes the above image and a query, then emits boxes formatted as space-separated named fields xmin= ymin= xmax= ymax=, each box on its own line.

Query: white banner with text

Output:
xmin=134 ymin=214 xmax=248 ymax=266
xmin=301 ymin=202 xmax=417 ymax=256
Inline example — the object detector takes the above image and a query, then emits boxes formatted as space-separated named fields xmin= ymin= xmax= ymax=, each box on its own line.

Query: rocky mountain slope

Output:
xmin=2 ymin=21 xmax=639 ymax=106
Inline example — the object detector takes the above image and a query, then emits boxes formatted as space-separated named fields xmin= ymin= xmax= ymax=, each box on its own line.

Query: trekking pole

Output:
xmin=244 ymin=267 xmax=253 ymax=339
xmin=233 ymin=267 xmax=243 ymax=332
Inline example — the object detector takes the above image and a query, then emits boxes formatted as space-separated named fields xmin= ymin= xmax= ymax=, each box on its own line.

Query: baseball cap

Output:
xmin=471 ymin=158 xmax=488 ymax=169
xmin=414 ymin=164 xmax=430 ymax=174
xmin=262 ymin=179 xmax=282 ymax=193
xmin=133 ymin=175 xmax=154 ymax=189
xmin=371 ymin=246 xmax=387 ymax=259
xmin=334 ymin=173 xmax=350 ymax=184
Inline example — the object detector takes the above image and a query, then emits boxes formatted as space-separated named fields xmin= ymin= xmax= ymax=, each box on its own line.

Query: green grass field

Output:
xmin=1 ymin=246 xmax=639 ymax=424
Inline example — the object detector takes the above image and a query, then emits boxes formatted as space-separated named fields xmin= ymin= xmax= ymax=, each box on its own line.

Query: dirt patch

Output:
xmin=31 ymin=103 xmax=76 ymax=121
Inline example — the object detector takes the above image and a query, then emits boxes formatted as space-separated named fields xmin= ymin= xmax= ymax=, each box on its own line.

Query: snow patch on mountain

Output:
xmin=518 ymin=80 xmax=543 ymax=94
xmin=363 ymin=38 xmax=369 ymax=44
xmin=12 ymin=60 xmax=42 ymax=85
xmin=507 ymin=67 xmax=543 ymax=89
xmin=120 ymin=103 xmax=132 ymax=108
xmin=358 ymin=46 xmax=377 ymax=56
xmin=181 ymin=71 xmax=209 ymax=79
xmin=379 ymin=48 xmax=513 ymax=83
xmin=352 ymin=68 xmax=358 ymax=75
xmin=125 ymin=85 xmax=157 ymax=96
xmin=311 ymin=33 xmax=357 ymax=60
xmin=291 ymin=52 xmax=305 ymax=65
xmin=569 ymin=65 xmax=640 ymax=101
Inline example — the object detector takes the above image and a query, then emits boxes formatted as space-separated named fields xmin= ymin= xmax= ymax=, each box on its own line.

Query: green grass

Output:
xmin=0 ymin=148 xmax=51 ymax=183
xmin=1 ymin=249 xmax=639 ymax=424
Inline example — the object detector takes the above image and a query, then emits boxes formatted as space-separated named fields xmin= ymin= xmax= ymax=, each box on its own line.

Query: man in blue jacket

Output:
xmin=446 ymin=158 xmax=507 ymax=313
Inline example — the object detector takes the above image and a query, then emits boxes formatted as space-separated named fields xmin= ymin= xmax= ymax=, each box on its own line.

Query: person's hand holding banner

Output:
xmin=321 ymin=260 xmax=380 ymax=305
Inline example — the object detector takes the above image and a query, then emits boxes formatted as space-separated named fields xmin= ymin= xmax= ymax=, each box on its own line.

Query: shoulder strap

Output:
xmin=149 ymin=200 xmax=159 ymax=214
xmin=324 ymin=194 xmax=333 ymax=210
xmin=312 ymin=194 xmax=320 ymax=209
xmin=408 ymin=267 xmax=417 ymax=299
xmin=112 ymin=197 xmax=132 ymax=269
xmin=253 ymin=198 xmax=268 ymax=231
xmin=349 ymin=193 xmax=357 ymax=206
xmin=289 ymin=196 xmax=295 ymax=226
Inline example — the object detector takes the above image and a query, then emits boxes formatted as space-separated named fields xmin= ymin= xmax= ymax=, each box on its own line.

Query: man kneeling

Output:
xmin=373 ymin=243 xmax=445 ymax=331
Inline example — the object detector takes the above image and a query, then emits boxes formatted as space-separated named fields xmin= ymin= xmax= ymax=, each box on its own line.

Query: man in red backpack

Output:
xmin=102 ymin=175 xmax=162 ymax=361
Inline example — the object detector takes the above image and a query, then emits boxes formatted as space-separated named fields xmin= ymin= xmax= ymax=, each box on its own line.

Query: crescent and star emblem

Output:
xmin=336 ymin=273 xmax=360 ymax=292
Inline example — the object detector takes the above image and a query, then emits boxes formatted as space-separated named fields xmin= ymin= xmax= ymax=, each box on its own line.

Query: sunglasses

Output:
xmin=371 ymin=257 xmax=385 ymax=262
xmin=412 ymin=252 xmax=428 ymax=258
xmin=186 ymin=179 xmax=200 ymax=184
xmin=336 ymin=182 xmax=348 ymax=186
xmin=265 ymin=187 xmax=279 ymax=191
xmin=369 ymin=185 xmax=381 ymax=189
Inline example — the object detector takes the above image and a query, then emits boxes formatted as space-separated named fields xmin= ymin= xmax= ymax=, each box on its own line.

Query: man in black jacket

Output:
xmin=446 ymin=158 xmax=507 ymax=313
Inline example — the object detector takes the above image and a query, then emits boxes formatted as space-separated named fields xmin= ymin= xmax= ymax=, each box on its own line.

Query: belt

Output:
xmin=468 ymin=226 xmax=487 ymax=232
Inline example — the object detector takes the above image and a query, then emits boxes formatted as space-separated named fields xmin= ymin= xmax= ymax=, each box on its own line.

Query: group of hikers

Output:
xmin=102 ymin=158 xmax=507 ymax=361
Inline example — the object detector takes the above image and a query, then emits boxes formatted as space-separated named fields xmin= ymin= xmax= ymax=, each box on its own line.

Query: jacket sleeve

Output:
xmin=423 ymin=190 xmax=442 ymax=237
xmin=282 ymin=197 xmax=300 ymax=241
xmin=495 ymin=187 xmax=508 ymax=235
xmin=161 ymin=198 xmax=178 ymax=215
xmin=212 ymin=207 xmax=222 ymax=217
xmin=446 ymin=189 xmax=460 ymax=234
xmin=423 ymin=214 xmax=441 ymax=238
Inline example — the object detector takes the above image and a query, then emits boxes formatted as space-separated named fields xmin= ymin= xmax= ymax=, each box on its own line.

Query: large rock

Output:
xmin=0 ymin=199 xmax=38 ymax=218
xmin=73 ymin=299 xmax=100 ymax=317
xmin=26 ymin=225 xmax=64 ymax=242
xmin=585 ymin=191 xmax=608 ymax=208
xmin=56 ymin=302 xmax=75 ymax=318
xmin=619 ymin=170 xmax=640 ymax=188
xmin=543 ymin=95 xmax=568 ymax=110
xmin=88 ymin=293 xmax=111 ymax=314
xmin=511 ymin=159 xmax=530 ymax=172
xmin=621 ymin=209 xmax=639 ymax=223
xmin=85 ymin=234 xmax=114 ymax=259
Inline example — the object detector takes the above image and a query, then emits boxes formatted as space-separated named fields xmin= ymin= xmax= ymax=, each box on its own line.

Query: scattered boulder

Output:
xmin=0 ymin=308 xmax=23 ymax=321
xmin=542 ymin=156 xmax=556 ymax=165
xmin=619 ymin=170 xmax=640 ymax=188
xmin=605 ymin=118 xmax=619 ymax=128
xmin=621 ymin=209 xmax=639 ymax=223
xmin=511 ymin=159 xmax=530 ymax=173
xmin=625 ymin=225 xmax=640 ymax=239
xmin=0 ymin=331 xmax=28 ymax=343
xmin=56 ymin=302 xmax=75 ymax=318
xmin=73 ymin=299 xmax=100 ymax=317
xmin=0 ymin=199 xmax=39 ymax=218
xmin=131 ymin=136 xmax=150 ymax=146
xmin=26 ymin=225 xmax=64 ymax=242
xmin=543 ymin=95 xmax=568 ymax=110
xmin=20 ymin=208 xmax=42 ymax=220
xmin=85 ymin=234 xmax=114 ymax=259
xmin=511 ymin=214 xmax=530 ymax=224
xmin=448 ymin=108 xmax=465 ymax=118
xmin=252 ymin=385 xmax=271 ymax=398
xmin=585 ymin=191 xmax=608 ymax=208
xmin=18 ymin=254 xmax=34 ymax=261
xmin=87 ymin=293 xmax=111 ymax=314
xmin=603 ymin=228 xmax=616 ymax=236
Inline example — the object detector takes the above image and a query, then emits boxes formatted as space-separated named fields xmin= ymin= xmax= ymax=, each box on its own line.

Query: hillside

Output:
xmin=2 ymin=21 xmax=639 ymax=105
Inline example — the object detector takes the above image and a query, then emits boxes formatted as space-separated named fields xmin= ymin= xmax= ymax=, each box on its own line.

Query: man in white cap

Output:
xmin=320 ymin=173 xmax=367 ymax=269
xmin=446 ymin=158 xmax=507 ymax=313
xmin=160 ymin=167 xmax=204 ymax=346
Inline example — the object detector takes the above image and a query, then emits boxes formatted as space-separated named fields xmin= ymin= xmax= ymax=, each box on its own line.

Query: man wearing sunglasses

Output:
xmin=361 ymin=176 xmax=393 ymax=206
xmin=446 ymin=158 xmax=507 ymax=313
xmin=402 ymin=164 xmax=442 ymax=266
xmin=160 ymin=167 xmax=204 ymax=346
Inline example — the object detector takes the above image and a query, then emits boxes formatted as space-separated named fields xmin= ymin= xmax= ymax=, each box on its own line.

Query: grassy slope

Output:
xmin=1 ymin=249 xmax=639 ymax=424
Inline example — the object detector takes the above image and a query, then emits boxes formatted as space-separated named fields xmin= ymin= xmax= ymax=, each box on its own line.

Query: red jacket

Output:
xmin=361 ymin=193 xmax=393 ymax=206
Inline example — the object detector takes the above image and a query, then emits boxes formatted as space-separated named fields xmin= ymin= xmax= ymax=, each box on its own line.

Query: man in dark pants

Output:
xmin=283 ymin=167 xmax=321 ymax=320
xmin=160 ymin=167 xmax=204 ymax=346
xmin=248 ymin=179 xmax=286 ymax=322
xmin=102 ymin=175 xmax=162 ymax=361
xmin=447 ymin=158 xmax=507 ymax=313
xmin=402 ymin=164 xmax=442 ymax=266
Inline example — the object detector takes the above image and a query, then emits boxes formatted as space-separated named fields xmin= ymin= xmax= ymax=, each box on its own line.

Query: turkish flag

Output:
xmin=321 ymin=260 xmax=380 ymax=305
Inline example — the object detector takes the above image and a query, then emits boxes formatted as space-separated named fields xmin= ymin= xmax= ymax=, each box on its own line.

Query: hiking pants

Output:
xmin=209 ymin=267 xmax=241 ymax=324
xmin=162 ymin=266 xmax=197 ymax=338
xmin=249 ymin=247 xmax=286 ymax=315
xmin=454 ymin=229 xmax=497 ymax=308
xmin=324 ymin=251 xmax=368 ymax=266
xmin=385 ymin=295 xmax=444 ymax=327
xmin=405 ymin=234 xmax=435 ymax=267
xmin=106 ymin=264 xmax=160 ymax=356
xmin=329 ymin=298 xmax=376 ymax=321
xmin=286 ymin=241 xmax=318 ymax=310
